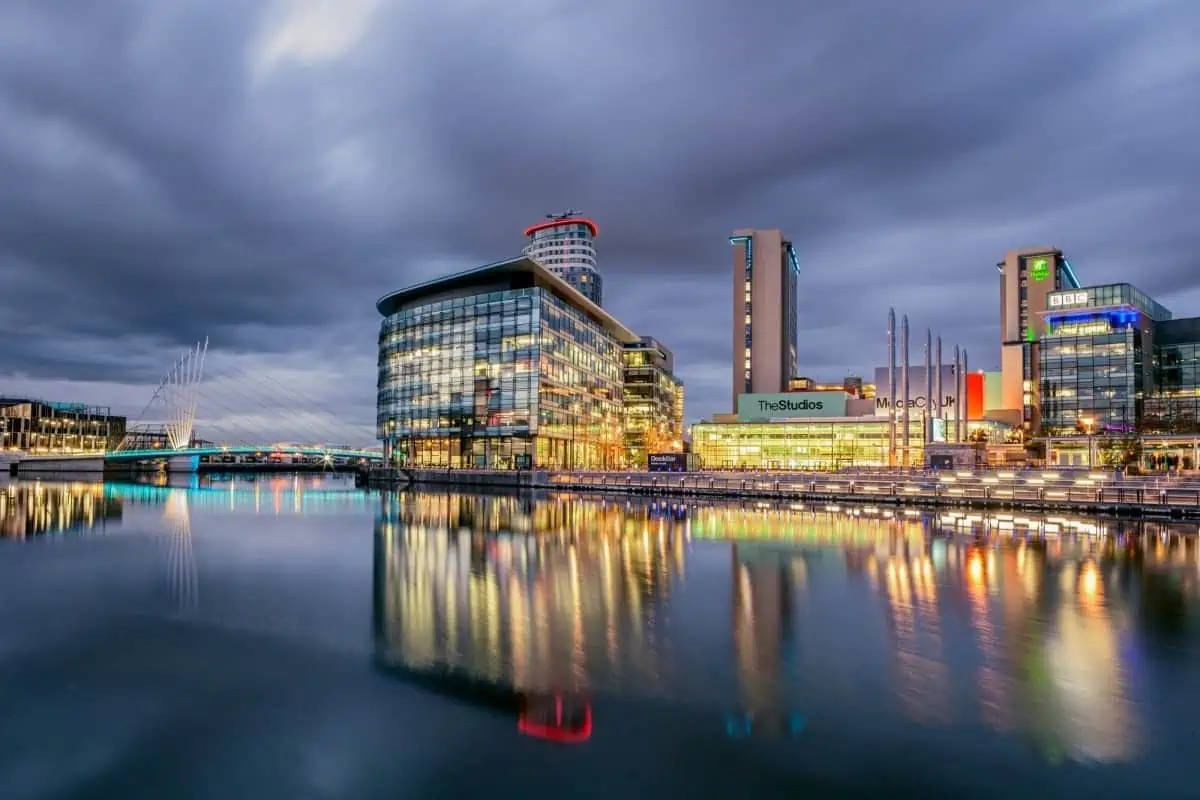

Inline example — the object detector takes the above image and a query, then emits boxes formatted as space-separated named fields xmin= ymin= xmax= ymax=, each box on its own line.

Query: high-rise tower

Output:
xmin=730 ymin=229 xmax=800 ymax=409
xmin=998 ymin=247 xmax=1081 ymax=434
xmin=523 ymin=211 xmax=602 ymax=305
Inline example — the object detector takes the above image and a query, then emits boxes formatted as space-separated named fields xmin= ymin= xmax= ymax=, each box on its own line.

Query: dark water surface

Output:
xmin=2 ymin=474 xmax=1199 ymax=798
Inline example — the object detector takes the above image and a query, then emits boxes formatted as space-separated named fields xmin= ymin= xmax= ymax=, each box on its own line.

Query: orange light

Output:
xmin=968 ymin=552 xmax=985 ymax=586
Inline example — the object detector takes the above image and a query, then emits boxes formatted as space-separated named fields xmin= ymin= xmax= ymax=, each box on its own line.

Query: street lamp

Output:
xmin=1080 ymin=417 xmax=1096 ymax=466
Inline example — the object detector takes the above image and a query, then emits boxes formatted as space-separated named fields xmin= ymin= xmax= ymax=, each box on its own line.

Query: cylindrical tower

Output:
xmin=934 ymin=336 xmax=943 ymax=422
xmin=523 ymin=211 xmax=602 ymax=305
xmin=901 ymin=315 xmax=910 ymax=463
xmin=953 ymin=345 xmax=961 ymax=443
xmin=961 ymin=349 xmax=969 ymax=443
xmin=924 ymin=329 xmax=933 ymax=444
xmin=887 ymin=308 xmax=897 ymax=465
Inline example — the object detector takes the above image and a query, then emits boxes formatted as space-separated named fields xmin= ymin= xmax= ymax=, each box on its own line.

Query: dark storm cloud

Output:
xmin=1 ymin=0 xmax=1198 ymax=435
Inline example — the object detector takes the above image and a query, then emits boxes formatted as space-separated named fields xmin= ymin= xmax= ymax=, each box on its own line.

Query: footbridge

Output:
xmin=12 ymin=339 xmax=381 ymax=476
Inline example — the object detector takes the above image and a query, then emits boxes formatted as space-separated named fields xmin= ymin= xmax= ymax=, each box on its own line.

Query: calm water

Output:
xmin=2 ymin=474 xmax=1199 ymax=798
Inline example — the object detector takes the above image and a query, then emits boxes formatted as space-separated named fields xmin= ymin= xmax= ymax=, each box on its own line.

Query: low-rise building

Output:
xmin=0 ymin=398 xmax=126 ymax=454
xmin=622 ymin=337 xmax=684 ymax=467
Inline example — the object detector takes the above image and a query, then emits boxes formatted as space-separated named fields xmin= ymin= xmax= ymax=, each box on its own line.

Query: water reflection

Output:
xmin=372 ymin=492 xmax=686 ymax=697
xmin=0 ymin=480 xmax=121 ymax=538
xmin=371 ymin=491 xmax=1200 ymax=761
xmin=3 ymin=478 xmax=1199 ymax=768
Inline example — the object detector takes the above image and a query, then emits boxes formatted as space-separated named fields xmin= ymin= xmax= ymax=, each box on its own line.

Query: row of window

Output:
xmin=530 ymin=225 xmax=593 ymax=239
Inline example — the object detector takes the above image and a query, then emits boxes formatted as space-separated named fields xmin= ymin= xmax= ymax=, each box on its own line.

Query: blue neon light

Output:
xmin=786 ymin=242 xmax=800 ymax=275
xmin=1045 ymin=309 xmax=1138 ymax=331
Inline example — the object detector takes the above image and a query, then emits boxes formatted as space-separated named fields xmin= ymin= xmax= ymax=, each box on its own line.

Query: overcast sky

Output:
xmin=1 ymin=0 xmax=1198 ymax=445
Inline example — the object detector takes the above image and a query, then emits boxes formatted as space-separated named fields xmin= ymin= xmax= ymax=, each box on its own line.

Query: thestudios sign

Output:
xmin=737 ymin=392 xmax=847 ymax=422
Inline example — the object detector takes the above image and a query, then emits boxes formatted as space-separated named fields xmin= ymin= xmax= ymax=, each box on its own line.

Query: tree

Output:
xmin=1098 ymin=435 xmax=1141 ymax=468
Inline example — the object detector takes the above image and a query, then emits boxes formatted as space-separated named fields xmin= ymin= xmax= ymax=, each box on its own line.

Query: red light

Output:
xmin=523 ymin=217 xmax=599 ymax=238
xmin=517 ymin=695 xmax=592 ymax=744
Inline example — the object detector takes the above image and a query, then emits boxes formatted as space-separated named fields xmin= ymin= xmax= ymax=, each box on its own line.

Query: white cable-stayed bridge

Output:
xmin=15 ymin=338 xmax=382 ymax=475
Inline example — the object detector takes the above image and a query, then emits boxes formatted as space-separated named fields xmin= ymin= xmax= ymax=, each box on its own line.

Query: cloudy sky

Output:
xmin=1 ymin=0 xmax=1197 ymax=445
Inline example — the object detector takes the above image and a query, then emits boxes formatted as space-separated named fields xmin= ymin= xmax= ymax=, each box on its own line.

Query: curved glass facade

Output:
xmin=377 ymin=286 xmax=625 ymax=469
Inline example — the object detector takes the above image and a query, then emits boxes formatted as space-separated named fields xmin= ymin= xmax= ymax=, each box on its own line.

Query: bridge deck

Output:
xmin=19 ymin=446 xmax=381 ymax=462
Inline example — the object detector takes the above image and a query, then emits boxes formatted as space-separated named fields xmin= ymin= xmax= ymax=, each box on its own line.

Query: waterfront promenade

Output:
xmin=370 ymin=466 xmax=1200 ymax=520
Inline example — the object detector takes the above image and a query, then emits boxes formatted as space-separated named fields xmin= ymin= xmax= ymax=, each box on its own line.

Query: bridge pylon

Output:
xmin=116 ymin=338 xmax=209 ymax=452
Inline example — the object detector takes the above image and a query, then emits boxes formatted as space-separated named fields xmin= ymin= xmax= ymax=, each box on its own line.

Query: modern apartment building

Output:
xmin=730 ymin=229 xmax=800 ymax=409
xmin=523 ymin=212 xmax=603 ymax=305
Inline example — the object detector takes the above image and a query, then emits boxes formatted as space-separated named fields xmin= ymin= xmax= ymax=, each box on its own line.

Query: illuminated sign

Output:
xmin=647 ymin=453 xmax=688 ymax=472
xmin=1050 ymin=321 xmax=1113 ymax=337
xmin=1029 ymin=257 xmax=1050 ymax=283
xmin=875 ymin=395 xmax=955 ymax=411
xmin=1049 ymin=291 xmax=1090 ymax=308
xmin=737 ymin=392 xmax=846 ymax=422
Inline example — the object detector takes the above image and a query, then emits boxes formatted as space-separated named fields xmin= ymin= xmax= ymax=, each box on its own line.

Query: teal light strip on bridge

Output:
xmin=105 ymin=446 xmax=381 ymax=461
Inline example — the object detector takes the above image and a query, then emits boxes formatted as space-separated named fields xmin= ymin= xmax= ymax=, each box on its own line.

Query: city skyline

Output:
xmin=1 ymin=0 xmax=1198 ymax=440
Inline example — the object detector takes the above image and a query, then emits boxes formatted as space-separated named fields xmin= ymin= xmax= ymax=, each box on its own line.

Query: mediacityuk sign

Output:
xmin=736 ymin=392 xmax=847 ymax=422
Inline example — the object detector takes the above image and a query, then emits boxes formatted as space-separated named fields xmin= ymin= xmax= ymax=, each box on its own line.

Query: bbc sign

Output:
xmin=1049 ymin=291 xmax=1090 ymax=308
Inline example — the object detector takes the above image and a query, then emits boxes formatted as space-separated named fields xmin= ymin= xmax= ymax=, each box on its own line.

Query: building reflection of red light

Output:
xmin=517 ymin=694 xmax=592 ymax=744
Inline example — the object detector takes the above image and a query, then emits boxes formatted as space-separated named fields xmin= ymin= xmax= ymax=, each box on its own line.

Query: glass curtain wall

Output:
xmin=378 ymin=288 xmax=624 ymax=469
xmin=1039 ymin=329 xmax=1142 ymax=435
xmin=691 ymin=420 xmax=926 ymax=471
xmin=535 ymin=292 xmax=624 ymax=469
xmin=622 ymin=340 xmax=683 ymax=467
xmin=1146 ymin=339 xmax=1200 ymax=433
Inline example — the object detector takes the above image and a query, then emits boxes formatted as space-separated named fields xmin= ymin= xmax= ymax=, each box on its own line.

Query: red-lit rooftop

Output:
xmin=523 ymin=217 xmax=599 ymax=238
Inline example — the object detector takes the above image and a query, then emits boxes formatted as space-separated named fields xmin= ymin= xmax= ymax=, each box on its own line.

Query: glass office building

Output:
xmin=1038 ymin=284 xmax=1170 ymax=435
xmin=1038 ymin=283 xmax=1200 ymax=469
xmin=1145 ymin=317 xmax=1200 ymax=433
xmin=376 ymin=257 xmax=636 ymax=469
xmin=622 ymin=337 xmax=684 ymax=467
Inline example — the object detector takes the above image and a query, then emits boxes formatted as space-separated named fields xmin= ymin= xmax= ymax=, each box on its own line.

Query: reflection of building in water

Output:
xmin=963 ymin=543 xmax=1018 ymax=732
xmin=0 ymin=481 xmax=122 ymax=538
xmin=931 ymin=534 xmax=1143 ymax=763
xmin=374 ymin=492 xmax=687 ymax=696
xmin=879 ymin=550 xmax=951 ymax=725
xmin=1045 ymin=559 xmax=1139 ymax=761
xmin=731 ymin=544 xmax=798 ymax=735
